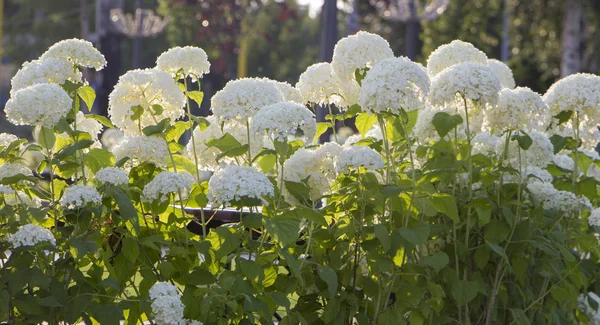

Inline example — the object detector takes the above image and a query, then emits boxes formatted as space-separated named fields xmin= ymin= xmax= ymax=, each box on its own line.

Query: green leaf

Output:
xmin=374 ymin=224 xmax=391 ymax=251
xmin=512 ymin=131 xmax=532 ymax=150
xmin=37 ymin=126 xmax=56 ymax=151
xmin=293 ymin=207 xmax=327 ymax=226
xmin=356 ymin=113 xmax=378 ymax=137
xmin=106 ymin=187 xmax=139 ymax=231
xmin=39 ymin=296 xmax=63 ymax=307
xmin=151 ymin=104 xmax=164 ymax=116
xmin=553 ymin=110 xmax=573 ymax=125
xmin=432 ymin=112 xmax=463 ymax=138
xmin=451 ymin=280 xmax=479 ymax=307
xmin=165 ymin=121 xmax=192 ymax=142
xmin=206 ymin=133 xmax=242 ymax=152
xmin=421 ymin=252 xmax=449 ymax=271
xmin=85 ymin=114 xmax=114 ymax=128
xmin=121 ymin=236 xmax=139 ymax=262
xmin=509 ymin=309 xmax=531 ymax=325
xmin=191 ymin=116 xmax=211 ymax=131
xmin=172 ymin=154 xmax=198 ymax=179
xmin=314 ymin=122 xmax=329 ymax=142
xmin=189 ymin=268 xmax=215 ymax=285
xmin=431 ymin=194 xmax=459 ymax=222
xmin=264 ymin=218 xmax=300 ymax=247
xmin=187 ymin=90 xmax=205 ymax=106
xmin=317 ymin=265 xmax=338 ymax=298
xmin=130 ymin=105 xmax=144 ymax=121
xmin=208 ymin=227 xmax=241 ymax=259
xmin=486 ymin=241 xmax=510 ymax=266
xmin=55 ymin=140 xmax=94 ymax=160
xmin=396 ymin=222 xmax=430 ymax=245
xmin=142 ymin=118 xmax=170 ymax=136
xmin=84 ymin=148 xmax=115 ymax=173
xmin=279 ymin=248 xmax=303 ymax=283
xmin=77 ymin=85 xmax=96 ymax=111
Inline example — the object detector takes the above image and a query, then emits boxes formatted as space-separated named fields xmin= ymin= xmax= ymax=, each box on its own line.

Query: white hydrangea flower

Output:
xmin=331 ymin=31 xmax=394 ymax=81
xmin=75 ymin=111 xmax=103 ymax=140
xmin=9 ymin=224 xmax=56 ymax=248
xmin=484 ymin=87 xmax=548 ymax=132
xmin=471 ymin=131 xmax=501 ymax=156
xmin=60 ymin=184 xmax=102 ymax=209
xmin=344 ymin=125 xmax=384 ymax=146
xmin=5 ymin=83 xmax=73 ymax=128
xmin=521 ymin=166 xmax=553 ymax=184
xmin=10 ymin=57 xmax=83 ymax=95
xmin=108 ymin=69 xmax=186 ymax=136
xmin=429 ymin=62 xmax=501 ymax=108
xmin=207 ymin=166 xmax=274 ymax=207
xmin=0 ymin=163 xmax=32 ymax=183
xmin=149 ymin=282 xmax=180 ymax=299
xmin=40 ymin=38 xmax=106 ymax=70
xmin=358 ymin=57 xmax=430 ymax=114
xmin=497 ymin=130 xmax=554 ymax=168
xmin=185 ymin=116 xmax=263 ymax=170
xmin=149 ymin=282 xmax=185 ymax=325
xmin=578 ymin=292 xmax=600 ymax=324
xmin=589 ymin=208 xmax=600 ymax=227
xmin=268 ymin=80 xmax=304 ymax=103
xmin=100 ymin=128 xmax=125 ymax=150
xmin=487 ymin=59 xmax=516 ymax=89
xmin=543 ymin=73 xmax=600 ymax=124
xmin=111 ymin=135 xmax=170 ymax=167
xmin=527 ymin=182 xmax=591 ymax=214
xmin=95 ymin=167 xmax=129 ymax=186
xmin=282 ymin=147 xmax=339 ymax=204
xmin=156 ymin=46 xmax=211 ymax=79
xmin=142 ymin=171 xmax=194 ymax=202
xmin=210 ymin=78 xmax=284 ymax=121
xmin=0 ymin=133 xmax=19 ymax=148
xmin=548 ymin=116 xmax=600 ymax=151
xmin=5 ymin=191 xmax=42 ymax=208
xmin=0 ymin=185 xmax=15 ymax=195
xmin=252 ymin=101 xmax=317 ymax=143
xmin=587 ymin=164 xmax=600 ymax=182
xmin=426 ymin=40 xmax=488 ymax=77
xmin=296 ymin=62 xmax=345 ymax=105
xmin=335 ymin=146 xmax=384 ymax=173
xmin=552 ymin=154 xmax=575 ymax=171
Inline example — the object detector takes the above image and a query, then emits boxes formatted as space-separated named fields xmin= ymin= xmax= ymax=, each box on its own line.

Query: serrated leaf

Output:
xmin=451 ymin=280 xmax=478 ymax=307
xmin=432 ymin=112 xmax=463 ymax=138
xmin=85 ymin=114 xmax=114 ymax=128
xmin=421 ymin=252 xmax=449 ymax=271
xmin=187 ymin=90 xmax=205 ymax=106
xmin=37 ymin=126 xmax=56 ymax=151
xmin=317 ymin=265 xmax=338 ymax=298
xmin=431 ymin=194 xmax=459 ymax=222
xmin=77 ymin=85 xmax=96 ymax=112
xmin=396 ymin=222 xmax=430 ymax=245
xmin=356 ymin=113 xmax=377 ymax=137
xmin=314 ymin=122 xmax=329 ymax=142
xmin=512 ymin=131 xmax=532 ymax=150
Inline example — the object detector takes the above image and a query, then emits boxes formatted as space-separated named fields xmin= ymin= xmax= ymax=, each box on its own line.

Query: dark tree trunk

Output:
xmin=318 ymin=0 xmax=338 ymax=143
xmin=405 ymin=20 xmax=420 ymax=61
xmin=561 ymin=0 xmax=581 ymax=77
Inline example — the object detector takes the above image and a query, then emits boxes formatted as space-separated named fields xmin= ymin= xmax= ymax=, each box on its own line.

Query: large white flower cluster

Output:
xmin=487 ymin=59 xmax=516 ymax=89
xmin=332 ymin=31 xmax=394 ymax=81
xmin=75 ymin=112 xmax=104 ymax=141
xmin=0 ymin=163 xmax=32 ymax=182
xmin=543 ymin=73 xmax=600 ymax=122
xmin=589 ymin=208 xmax=600 ymax=227
xmin=252 ymin=101 xmax=317 ymax=142
xmin=527 ymin=181 xmax=591 ymax=214
xmin=95 ymin=167 xmax=129 ymax=186
xmin=358 ymin=57 xmax=430 ymax=114
xmin=142 ymin=171 xmax=194 ymax=202
xmin=0 ymin=133 xmax=19 ymax=148
xmin=498 ymin=130 xmax=554 ymax=168
xmin=210 ymin=78 xmax=284 ymax=121
xmin=60 ymin=184 xmax=102 ymax=209
xmin=268 ymin=80 xmax=304 ymax=103
xmin=335 ymin=146 xmax=384 ymax=173
xmin=156 ymin=46 xmax=211 ymax=79
xmin=207 ymin=166 xmax=274 ymax=206
xmin=108 ymin=69 xmax=186 ymax=135
xmin=296 ymin=62 xmax=345 ymax=105
xmin=5 ymin=191 xmax=42 ymax=208
xmin=426 ymin=40 xmax=488 ymax=77
xmin=472 ymin=131 xmax=501 ymax=156
xmin=484 ymin=87 xmax=548 ymax=132
xmin=5 ymin=83 xmax=73 ymax=128
xmin=552 ymin=154 xmax=575 ymax=171
xmin=40 ymin=38 xmax=106 ymax=70
xmin=149 ymin=282 xmax=186 ymax=325
xmin=10 ymin=57 xmax=82 ymax=94
xmin=111 ymin=136 xmax=170 ymax=167
xmin=429 ymin=62 xmax=501 ymax=107
xmin=9 ymin=224 xmax=56 ymax=248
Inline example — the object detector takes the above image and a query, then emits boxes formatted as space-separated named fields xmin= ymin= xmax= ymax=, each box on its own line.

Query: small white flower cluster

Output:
xmin=9 ymin=224 xmax=56 ymax=248
xmin=296 ymin=62 xmax=345 ymax=105
xmin=487 ymin=59 xmax=516 ymax=89
xmin=426 ymin=40 xmax=488 ymax=77
xmin=269 ymin=80 xmax=304 ymax=103
xmin=527 ymin=182 xmax=591 ymax=214
xmin=358 ymin=57 xmax=430 ymax=114
xmin=331 ymin=31 xmax=394 ymax=81
xmin=40 ymin=38 xmax=107 ymax=70
xmin=334 ymin=146 xmax=384 ymax=173
xmin=0 ymin=163 xmax=32 ymax=182
xmin=484 ymin=87 xmax=548 ymax=132
xmin=207 ymin=166 xmax=274 ymax=207
xmin=95 ymin=167 xmax=129 ymax=186
xmin=498 ymin=130 xmax=554 ymax=168
xmin=471 ymin=131 xmax=501 ymax=156
xmin=578 ymin=292 xmax=600 ymax=324
xmin=210 ymin=78 xmax=284 ymax=121
xmin=111 ymin=136 xmax=170 ymax=167
xmin=142 ymin=171 xmax=194 ymax=202
xmin=5 ymin=191 xmax=42 ymax=208
xmin=589 ymin=208 xmax=600 ymax=227
xmin=252 ymin=101 xmax=317 ymax=142
xmin=521 ymin=166 xmax=553 ymax=185
xmin=75 ymin=111 xmax=104 ymax=141
xmin=587 ymin=164 xmax=600 ymax=182
xmin=149 ymin=282 xmax=186 ymax=325
xmin=10 ymin=57 xmax=83 ymax=95
xmin=429 ymin=62 xmax=501 ymax=107
xmin=0 ymin=185 xmax=15 ymax=195
xmin=0 ymin=133 xmax=19 ymax=148
xmin=60 ymin=184 xmax=102 ymax=209
xmin=108 ymin=69 xmax=186 ymax=136
xmin=156 ymin=46 xmax=211 ymax=79
xmin=552 ymin=154 xmax=575 ymax=171
xmin=543 ymin=73 xmax=600 ymax=122
xmin=5 ymin=83 xmax=73 ymax=128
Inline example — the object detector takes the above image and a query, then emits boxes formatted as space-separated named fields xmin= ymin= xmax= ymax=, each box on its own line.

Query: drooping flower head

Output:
xmin=40 ymin=38 xmax=106 ymax=70
xmin=60 ymin=184 xmax=102 ymax=209
xmin=359 ymin=57 xmax=430 ymax=114
xmin=11 ymin=57 xmax=83 ymax=94
xmin=156 ymin=46 xmax=211 ymax=79
xmin=429 ymin=62 xmax=501 ymax=107
xmin=296 ymin=62 xmax=345 ymax=105
xmin=210 ymin=78 xmax=284 ymax=121
xmin=487 ymin=59 xmax=516 ymax=89
xmin=252 ymin=101 xmax=317 ymax=143
xmin=95 ymin=167 xmax=129 ymax=186
xmin=108 ymin=69 xmax=186 ymax=135
xmin=334 ymin=146 xmax=384 ymax=173
xmin=543 ymin=73 xmax=600 ymax=124
xmin=9 ymin=224 xmax=56 ymax=248
xmin=426 ymin=40 xmax=488 ymax=77
xmin=484 ymin=87 xmax=548 ymax=132
xmin=142 ymin=171 xmax=194 ymax=202
xmin=207 ymin=166 xmax=274 ymax=207
xmin=111 ymin=135 xmax=170 ymax=167
xmin=5 ymin=83 xmax=73 ymax=128
xmin=331 ymin=31 xmax=394 ymax=81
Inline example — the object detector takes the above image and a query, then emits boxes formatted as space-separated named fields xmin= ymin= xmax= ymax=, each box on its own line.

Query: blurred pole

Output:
xmin=0 ymin=0 xmax=3 ymax=86
xmin=561 ymin=0 xmax=581 ymax=77
xmin=237 ymin=0 xmax=249 ymax=78
xmin=133 ymin=0 xmax=143 ymax=68
xmin=81 ymin=0 xmax=90 ymax=38
xmin=500 ymin=0 xmax=510 ymax=62
xmin=346 ymin=0 xmax=360 ymax=35
xmin=319 ymin=0 xmax=337 ymax=62
xmin=405 ymin=0 xmax=419 ymax=60
xmin=96 ymin=0 xmax=123 ymax=116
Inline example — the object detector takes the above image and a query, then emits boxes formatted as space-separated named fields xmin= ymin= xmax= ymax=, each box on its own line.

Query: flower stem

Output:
xmin=572 ymin=112 xmax=580 ymax=188
xmin=327 ymin=104 xmax=338 ymax=143
xmin=246 ymin=118 xmax=253 ymax=164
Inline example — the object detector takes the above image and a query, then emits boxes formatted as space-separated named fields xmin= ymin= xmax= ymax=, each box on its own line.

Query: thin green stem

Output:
xmin=298 ymin=221 xmax=314 ymax=270
xmin=572 ymin=112 xmax=580 ymax=188
xmin=327 ymin=104 xmax=338 ymax=143
xmin=246 ymin=118 xmax=253 ymax=164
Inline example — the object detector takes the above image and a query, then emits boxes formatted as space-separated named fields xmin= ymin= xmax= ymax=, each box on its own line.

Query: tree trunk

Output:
xmin=560 ymin=0 xmax=581 ymax=77
xmin=318 ymin=0 xmax=338 ymax=143
xmin=405 ymin=20 xmax=420 ymax=61
xmin=500 ymin=0 xmax=510 ymax=62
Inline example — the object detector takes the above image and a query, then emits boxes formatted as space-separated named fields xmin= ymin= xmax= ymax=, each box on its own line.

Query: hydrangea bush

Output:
xmin=2 ymin=34 xmax=600 ymax=325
